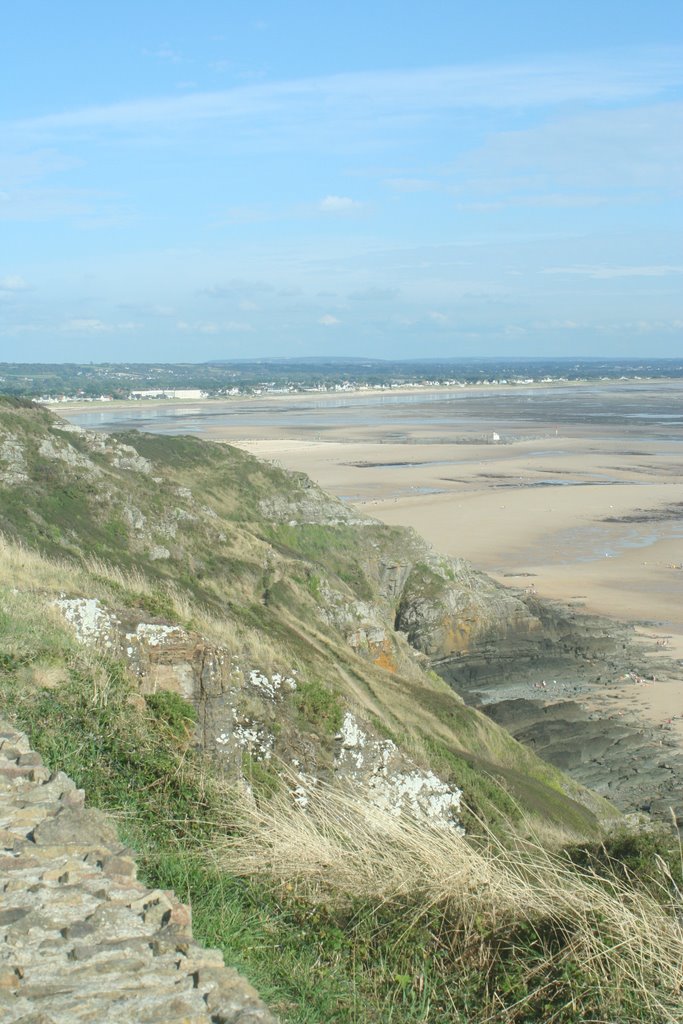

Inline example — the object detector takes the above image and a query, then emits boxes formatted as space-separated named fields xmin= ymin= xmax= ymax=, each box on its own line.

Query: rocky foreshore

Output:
xmin=0 ymin=720 xmax=277 ymax=1024
xmin=438 ymin=604 xmax=683 ymax=827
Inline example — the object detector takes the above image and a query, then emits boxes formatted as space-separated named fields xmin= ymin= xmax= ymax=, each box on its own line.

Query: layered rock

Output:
xmin=0 ymin=720 xmax=277 ymax=1024
xmin=52 ymin=597 xmax=463 ymax=830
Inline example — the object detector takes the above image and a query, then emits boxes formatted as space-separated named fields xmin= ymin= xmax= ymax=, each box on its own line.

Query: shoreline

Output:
xmin=50 ymin=374 xmax=677 ymax=416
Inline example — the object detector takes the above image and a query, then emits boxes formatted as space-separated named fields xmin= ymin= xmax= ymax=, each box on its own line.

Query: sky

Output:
xmin=1 ymin=1 xmax=682 ymax=362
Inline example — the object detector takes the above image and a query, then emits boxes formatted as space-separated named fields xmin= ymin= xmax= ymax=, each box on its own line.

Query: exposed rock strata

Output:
xmin=484 ymin=698 xmax=683 ymax=827
xmin=53 ymin=598 xmax=464 ymax=830
xmin=0 ymin=720 xmax=277 ymax=1024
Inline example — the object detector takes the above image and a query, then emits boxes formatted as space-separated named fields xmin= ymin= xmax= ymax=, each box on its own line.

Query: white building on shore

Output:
xmin=129 ymin=389 xmax=205 ymax=400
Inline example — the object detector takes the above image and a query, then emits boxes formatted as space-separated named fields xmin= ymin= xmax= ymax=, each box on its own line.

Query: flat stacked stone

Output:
xmin=0 ymin=720 xmax=278 ymax=1023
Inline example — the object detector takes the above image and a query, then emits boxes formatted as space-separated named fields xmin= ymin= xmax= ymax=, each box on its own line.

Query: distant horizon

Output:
xmin=4 ymin=354 xmax=683 ymax=368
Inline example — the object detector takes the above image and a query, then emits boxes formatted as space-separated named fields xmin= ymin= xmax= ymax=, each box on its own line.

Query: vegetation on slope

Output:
xmin=1 ymin=583 xmax=682 ymax=1023
xmin=4 ymin=396 xmax=683 ymax=1020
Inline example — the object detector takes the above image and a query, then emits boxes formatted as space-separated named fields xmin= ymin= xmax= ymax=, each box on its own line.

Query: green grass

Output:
xmin=1 ymin=586 xmax=681 ymax=1023
xmin=266 ymin=523 xmax=374 ymax=600
xmin=293 ymin=678 xmax=345 ymax=735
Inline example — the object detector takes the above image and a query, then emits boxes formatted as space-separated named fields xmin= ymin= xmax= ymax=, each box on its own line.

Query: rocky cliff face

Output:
xmin=53 ymin=596 xmax=465 ymax=830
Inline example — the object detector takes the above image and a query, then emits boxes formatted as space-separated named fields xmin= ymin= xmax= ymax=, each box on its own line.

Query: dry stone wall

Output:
xmin=0 ymin=719 xmax=278 ymax=1024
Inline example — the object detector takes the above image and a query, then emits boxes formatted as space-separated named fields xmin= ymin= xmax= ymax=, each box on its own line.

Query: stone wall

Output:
xmin=0 ymin=720 xmax=278 ymax=1024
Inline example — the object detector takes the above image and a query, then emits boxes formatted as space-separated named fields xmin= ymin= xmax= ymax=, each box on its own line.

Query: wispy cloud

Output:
xmin=176 ymin=319 xmax=254 ymax=333
xmin=542 ymin=265 xmax=683 ymax=279
xmin=142 ymin=45 xmax=184 ymax=64
xmin=318 ymin=195 xmax=363 ymax=213
xmin=458 ymin=102 xmax=683 ymax=192
xmin=348 ymin=287 xmax=399 ymax=302
xmin=458 ymin=193 xmax=609 ymax=211
xmin=319 ymin=314 xmax=341 ymax=326
xmin=11 ymin=49 xmax=683 ymax=137
xmin=384 ymin=177 xmax=436 ymax=193
xmin=61 ymin=318 xmax=137 ymax=333
xmin=0 ymin=275 xmax=29 ymax=293
xmin=0 ymin=187 xmax=126 ymax=223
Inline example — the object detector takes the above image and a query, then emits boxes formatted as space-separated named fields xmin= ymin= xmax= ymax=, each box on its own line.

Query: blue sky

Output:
xmin=1 ymin=1 xmax=682 ymax=361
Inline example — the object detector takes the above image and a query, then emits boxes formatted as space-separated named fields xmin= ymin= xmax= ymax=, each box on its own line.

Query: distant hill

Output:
xmin=2 ymin=356 xmax=683 ymax=399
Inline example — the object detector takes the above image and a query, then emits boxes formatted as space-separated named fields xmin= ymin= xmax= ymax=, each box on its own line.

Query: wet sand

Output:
xmin=213 ymin=411 xmax=683 ymax=743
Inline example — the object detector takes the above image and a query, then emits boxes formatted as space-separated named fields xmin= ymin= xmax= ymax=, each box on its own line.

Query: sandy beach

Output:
xmin=61 ymin=381 xmax=683 ymax=738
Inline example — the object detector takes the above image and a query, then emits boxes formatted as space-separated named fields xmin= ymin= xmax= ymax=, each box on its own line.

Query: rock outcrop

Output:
xmin=484 ymin=698 xmax=683 ymax=825
xmin=0 ymin=720 xmax=277 ymax=1024
xmin=52 ymin=597 xmax=464 ymax=830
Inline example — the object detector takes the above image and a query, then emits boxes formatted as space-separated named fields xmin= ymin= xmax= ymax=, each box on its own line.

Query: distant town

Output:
xmin=1 ymin=357 xmax=682 ymax=403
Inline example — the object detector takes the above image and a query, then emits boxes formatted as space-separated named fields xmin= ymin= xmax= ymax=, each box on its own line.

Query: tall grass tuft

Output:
xmin=217 ymin=782 xmax=683 ymax=1023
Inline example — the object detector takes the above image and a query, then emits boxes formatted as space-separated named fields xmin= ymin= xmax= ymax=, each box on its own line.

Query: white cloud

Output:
xmin=530 ymin=319 xmax=581 ymax=330
xmin=319 ymin=195 xmax=363 ymax=213
xmin=459 ymin=102 xmax=683 ymax=192
xmin=142 ymin=46 xmax=183 ymax=64
xmin=0 ymin=275 xmax=28 ymax=292
xmin=348 ymin=287 xmax=398 ymax=302
xmin=318 ymin=314 xmax=341 ymax=326
xmin=13 ymin=49 xmax=682 ymax=137
xmin=459 ymin=193 xmax=609 ymax=212
xmin=61 ymin=318 xmax=137 ymax=333
xmin=542 ymin=265 xmax=683 ymax=279
xmin=62 ymin=318 xmax=111 ymax=332
xmin=176 ymin=320 xmax=253 ymax=333
xmin=385 ymin=177 xmax=435 ymax=193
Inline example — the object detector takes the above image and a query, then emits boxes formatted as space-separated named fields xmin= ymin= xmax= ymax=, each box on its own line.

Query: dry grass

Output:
xmin=0 ymin=532 xmax=290 ymax=677
xmin=217 ymin=782 xmax=683 ymax=1022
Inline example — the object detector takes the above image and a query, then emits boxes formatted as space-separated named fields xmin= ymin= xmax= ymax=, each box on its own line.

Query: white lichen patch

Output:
xmin=155 ymin=518 xmax=178 ymax=540
xmin=53 ymin=421 xmax=85 ymax=435
xmin=110 ymin=444 xmax=152 ymax=475
xmin=258 ymin=492 xmax=370 ymax=527
xmin=122 ymin=504 xmax=146 ymax=532
xmin=55 ymin=597 xmax=121 ymax=649
xmin=232 ymin=712 xmax=274 ymax=761
xmin=290 ymin=761 xmax=318 ymax=808
xmin=369 ymin=768 xmax=462 ymax=830
xmin=315 ymin=582 xmax=387 ymax=650
xmin=337 ymin=712 xmax=370 ymax=768
xmin=39 ymin=436 xmax=99 ymax=473
xmin=247 ymin=669 xmax=297 ymax=701
xmin=129 ymin=623 xmax=187 ymax=647
xmin=148 ymin=545 xmax=171 ymax=561
xmin=0 ymin=434 xmax=29 ymax=485
xmin=335 ymin=712 xmax=462 ymax=830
